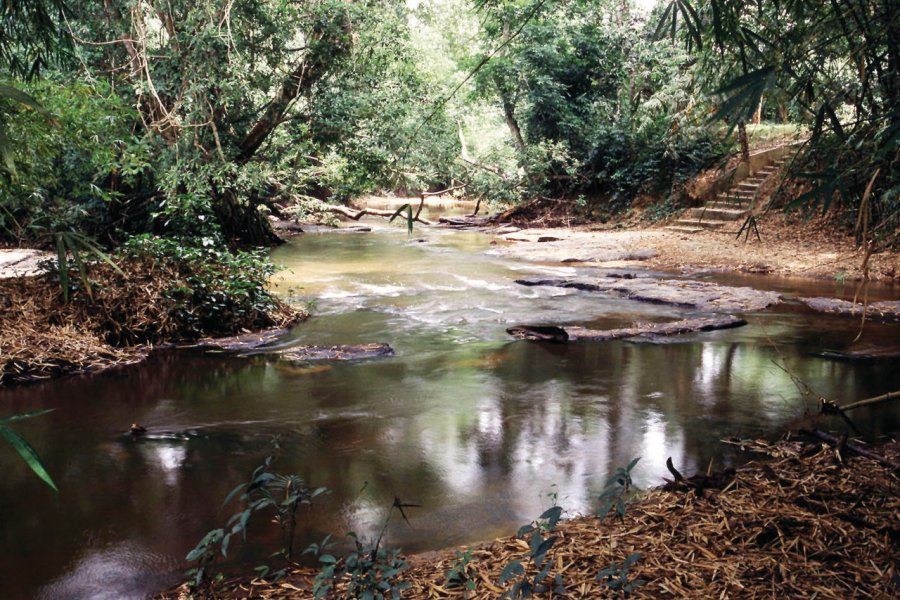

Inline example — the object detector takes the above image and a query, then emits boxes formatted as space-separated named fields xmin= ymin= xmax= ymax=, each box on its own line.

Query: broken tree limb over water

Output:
xmin=508 ymin=315 xmax=746 ymax=342
xmin=516 ymin=277 xmax=781 ymax=312
xmin=799 ymin=297 xmax=900 ymax=320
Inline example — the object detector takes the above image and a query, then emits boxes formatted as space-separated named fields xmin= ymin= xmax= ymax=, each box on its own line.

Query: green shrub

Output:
xmin=120 ymin=234 xmax=288 ymax=338
xmin=0 ymin=78 xmax=149 ymax=243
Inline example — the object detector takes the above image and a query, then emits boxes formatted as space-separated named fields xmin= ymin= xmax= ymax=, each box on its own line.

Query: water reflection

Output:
xmin=0 ymin=226 xmax=899 ymax=599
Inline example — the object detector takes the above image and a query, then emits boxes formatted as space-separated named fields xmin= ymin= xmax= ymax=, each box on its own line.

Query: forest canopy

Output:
xmin=0 ymin=0 xmax=897 ymax=248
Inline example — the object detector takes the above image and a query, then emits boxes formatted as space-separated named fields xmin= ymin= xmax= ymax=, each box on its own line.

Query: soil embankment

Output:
xmin=0 ymin=259 xmax=302 ymax=385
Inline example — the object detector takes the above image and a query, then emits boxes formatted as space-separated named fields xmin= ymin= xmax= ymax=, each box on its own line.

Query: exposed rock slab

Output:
xmin=437 ymin=215 xmax=494 ymax=229
xmin=277 ymin=343 xmax=394 ymax=362
xmin=0 ymin=249 xmax=54 ymax=278
xmin=799 ymin=297 xmax=900 ymax=320
xmin=816 ymin=348 xmax=900 ymax=362
xmin=194 ymin=331 xmax=394 ymax=362
xmin=516 ymin=277 xmax=781 ymax=312
xmin=193 ymin=328 xmax=292 ymax=352
xmin=508 ymin=315 xmax=746 ymax=342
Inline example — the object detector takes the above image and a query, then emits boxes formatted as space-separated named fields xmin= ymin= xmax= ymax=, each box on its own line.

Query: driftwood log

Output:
xmin=507 ymin=315 xmax=747 ymax=342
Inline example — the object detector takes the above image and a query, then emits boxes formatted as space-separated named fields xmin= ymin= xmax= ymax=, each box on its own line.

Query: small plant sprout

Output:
xmin=498 ymin=502 xmax=567 ymax=598
xmin=310 ymin=496 xmax=418 ymax=599
xmin=445 ymin=548 xmax=476 ymax=592
xmin=598 ymin=457 xmax=641 ymax=520
xmin=185 ymin=449 xmax=327 ymax=592
xmin=596 ymin=552 xmax=646 ymax=596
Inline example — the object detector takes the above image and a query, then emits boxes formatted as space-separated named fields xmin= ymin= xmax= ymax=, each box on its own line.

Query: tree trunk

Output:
xmin=752 ymin=96 xmax=763 ymax=124
xmin=211 ymin=186 xmax=282 ymax=247
xmin=738 ymin=120 xmax=750 ymax=163
xmin=502 ymin=96 xmax=526 ymax=153
xmin=237 ymin=22 xmax=352 ymax=163
xmin=225 ymin=10 xmax=352 ymax=243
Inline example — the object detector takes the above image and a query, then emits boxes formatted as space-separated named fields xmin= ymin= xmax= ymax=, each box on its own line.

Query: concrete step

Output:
xmin=717 ymin=192 xmax=752 ymax=202
xmin=736 ymin=182 xmax=761 ymax=191
xmin=686 ymin=207 xmax=747 ymax=221
xmin=673 ymin=218 xmax=726 ymax=230
xmin=665 ymin=225 xmax=704 ymax=234
xmin=710 ymin=200 xmax=750 ymax=209
xmin=725 ymin=192 xmax=755 ymax=201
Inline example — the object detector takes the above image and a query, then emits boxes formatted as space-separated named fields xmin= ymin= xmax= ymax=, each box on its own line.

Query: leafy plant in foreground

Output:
xmin=595 ymin=458 xmax=647 ymax=595
xmin=445 ymin=548 xmax=476 ymax=592
xmin=0 ymin=409 xmax=57 ymax=492
xmin=498 ymin=502 xmax=566 ymax=598
xmin=596 ymin=552 xmax=645 ymax=596
xmin=185 ymin=451 xmax=326 ymax=593
xmin=308 ymin=497 xmax=417 ymax=599
xmin=598 ymin=457 xmax=640 ymax=520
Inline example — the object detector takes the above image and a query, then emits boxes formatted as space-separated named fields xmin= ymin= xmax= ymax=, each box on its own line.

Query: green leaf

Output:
xmin=222 ymin=482 xmax=247 ymax=507
xmin=0 ymin=409 xmax=55 ymax=425
xmin=388 ymin=203 xmax=414 ymax=234
xmin=0 ymin=426 xmax=58 ymax=492
xmin=499 ymin=560 xmax=524 ymax=584
xmin=0 ymin=84 xmax=50 ymax=115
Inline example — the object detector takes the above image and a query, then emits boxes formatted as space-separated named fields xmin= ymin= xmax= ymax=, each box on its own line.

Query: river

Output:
xmin=1 ymin=219 xmax=899 ymax=599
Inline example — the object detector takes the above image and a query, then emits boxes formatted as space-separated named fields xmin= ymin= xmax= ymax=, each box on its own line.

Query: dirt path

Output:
xmin=492 ymin=212 xmax=900 ymax=283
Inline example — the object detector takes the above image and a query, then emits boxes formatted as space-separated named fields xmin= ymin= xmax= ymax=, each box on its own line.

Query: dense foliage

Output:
xmin=1 ymin=0 xmax=897 ymax=244
xmin=658 ymin=0 xmax=900 ymax=242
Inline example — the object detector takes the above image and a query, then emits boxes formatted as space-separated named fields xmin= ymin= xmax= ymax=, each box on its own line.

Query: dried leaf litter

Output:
xmin=160 ymin=438 xmax=899 ymax=599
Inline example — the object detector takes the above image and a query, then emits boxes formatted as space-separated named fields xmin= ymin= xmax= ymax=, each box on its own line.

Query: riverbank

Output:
xmin=158 ymin=435 xmax=900 ymax=599
xmin=491 ymin=211 xmax=900 ymax=283
xmin=0 ymin=254 xmax=302 ymax=385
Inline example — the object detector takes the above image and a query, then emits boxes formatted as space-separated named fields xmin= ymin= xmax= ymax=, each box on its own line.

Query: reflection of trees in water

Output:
xmin=4 ymin=327 xmax=900 ymax=597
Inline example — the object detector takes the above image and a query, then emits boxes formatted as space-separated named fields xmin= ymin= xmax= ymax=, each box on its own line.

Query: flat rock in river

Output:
xmin=277 ymin=343 xmax=394 ymax=362
xmin=195 ymin=332 xmax=394 ymax=362
xmin=516 ymin=277 xmax=781 ymax=312
xmin=799 ymin=297 xmax=900 ymax=320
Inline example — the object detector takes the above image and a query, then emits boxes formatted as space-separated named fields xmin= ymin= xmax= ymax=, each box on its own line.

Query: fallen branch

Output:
xmin=507 ymin=316 xmax=747 ymax=342
xmin=800 ymin=429 xmax=900 ymax=471
xmin=836 ymin=389 xmax=900 ymax=412
xmin=324 ymin=204 xmax=433 ymax=226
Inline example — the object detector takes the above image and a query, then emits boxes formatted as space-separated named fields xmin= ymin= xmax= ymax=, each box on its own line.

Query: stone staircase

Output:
xmin=667 ymin=155 xmax=788 ymax=234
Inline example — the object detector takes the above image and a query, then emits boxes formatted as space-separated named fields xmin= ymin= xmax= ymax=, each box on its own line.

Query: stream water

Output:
xmin=2 ymin=220 xmax=899 ymax=599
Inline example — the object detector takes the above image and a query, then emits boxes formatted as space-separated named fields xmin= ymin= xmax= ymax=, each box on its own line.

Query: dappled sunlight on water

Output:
xmin=2 ymin=223 xmax=899 ymax=599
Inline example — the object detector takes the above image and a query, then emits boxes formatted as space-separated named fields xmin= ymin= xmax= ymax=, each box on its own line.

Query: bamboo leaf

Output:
xmin=70 ymin=232 xmax=125 ymax=275
xmin=0 ymin=84 xmax=50 ymax=115
xmin=0 ymin=426 xmax=58 ymax=492
xmin=0 ymin=409 xmax=55 ymax=425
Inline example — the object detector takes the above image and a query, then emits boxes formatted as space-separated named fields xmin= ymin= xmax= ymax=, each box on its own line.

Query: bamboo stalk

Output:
xmin=838 ymin=389 xmax=900 ymax=411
